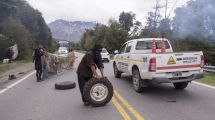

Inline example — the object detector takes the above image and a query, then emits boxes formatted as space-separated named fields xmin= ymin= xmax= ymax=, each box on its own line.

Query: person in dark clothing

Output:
xmin=33 ymin=44 xmax=44 ymax=82
xmin=77 ymin=44 xmax=104 ymax=106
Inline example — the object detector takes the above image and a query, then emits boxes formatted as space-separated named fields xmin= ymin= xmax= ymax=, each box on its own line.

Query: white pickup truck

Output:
xmin=113 ymin=38 xmax=204 ymax=92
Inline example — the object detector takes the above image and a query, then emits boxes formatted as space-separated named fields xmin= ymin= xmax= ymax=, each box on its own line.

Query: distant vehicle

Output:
xmin=58 ymin=40 xmax=69 ymax=48
xmin=101 ymin=48 xmax=110 ymax=62
xmin=113 ymin=38 xmax=204 ymax=92
xmin=58 ymin=47 xmax=68 ymax=54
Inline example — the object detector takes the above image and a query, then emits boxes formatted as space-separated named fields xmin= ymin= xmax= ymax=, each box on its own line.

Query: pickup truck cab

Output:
xmin=113 ymin=38 xmax=204 ymax=92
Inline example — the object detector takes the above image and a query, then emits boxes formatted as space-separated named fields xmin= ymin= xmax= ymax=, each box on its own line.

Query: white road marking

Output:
xmin=0 ymin=71 xmax=36 ymax=94
xmin=193 ymin=81 xmax=215 ymax=90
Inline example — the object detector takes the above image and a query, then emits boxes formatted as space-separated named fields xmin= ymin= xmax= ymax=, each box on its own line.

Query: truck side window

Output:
xmin=125 ymin=46 xmax=132 ymax=53
xmin=119 ymin=44 xmax=127 ymax=54
xmin=136 ymin=41 xmax=148 ymax=50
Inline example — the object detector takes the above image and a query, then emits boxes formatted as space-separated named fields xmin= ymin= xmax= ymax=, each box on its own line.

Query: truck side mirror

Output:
xmin=114 ymin=50 xmax=119 ymax=54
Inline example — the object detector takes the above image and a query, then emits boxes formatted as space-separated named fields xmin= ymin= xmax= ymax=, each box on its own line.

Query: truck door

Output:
xmin=117 ymin=43 xmax=127 ymax=72
xmin=123 ymin=42 xmax=133 ymax=73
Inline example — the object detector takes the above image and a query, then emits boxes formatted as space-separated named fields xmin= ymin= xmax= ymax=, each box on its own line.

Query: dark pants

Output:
xmin=77 ymin=74 xmax=92 ymax=102
xmin=36 ymin=68 xmax=42 ymax=81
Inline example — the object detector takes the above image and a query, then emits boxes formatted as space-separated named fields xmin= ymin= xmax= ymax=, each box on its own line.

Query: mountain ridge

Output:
xmin=48 ymin=19 xmax=96 ymax=42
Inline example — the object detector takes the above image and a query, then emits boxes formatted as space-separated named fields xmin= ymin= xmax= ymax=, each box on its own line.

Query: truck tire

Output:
xmin=114 ymin=63 xmax=121 ymax=78
xmin=55 ymin=81 xmax=76 ymax=90
xmin=132 ymin=68 xmax=144 ymax=93
xmin=173 ymin=82 xmax=188 ymax=89
xmin=83 ymin=77 xmax=113 ymax=107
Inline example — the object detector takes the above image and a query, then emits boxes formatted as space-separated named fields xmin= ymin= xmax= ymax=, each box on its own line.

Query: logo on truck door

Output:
xmin=167 ymin=56 xmax=176 ymax=65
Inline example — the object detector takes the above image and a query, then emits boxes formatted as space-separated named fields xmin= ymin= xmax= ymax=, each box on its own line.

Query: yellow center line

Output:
xmin=114 ymin=90 xmax=145 ymax=120
xmin=112 ymin=97 xmax=132 ymax=120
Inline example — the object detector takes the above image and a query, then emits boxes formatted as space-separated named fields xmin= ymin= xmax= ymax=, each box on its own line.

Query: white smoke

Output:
xmin=173 ymin=0 xmax=215 ymax=40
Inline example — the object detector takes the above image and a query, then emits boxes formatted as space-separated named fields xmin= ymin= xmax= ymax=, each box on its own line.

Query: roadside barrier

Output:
xmin=203 ymin=66 xmax=215 ymax=73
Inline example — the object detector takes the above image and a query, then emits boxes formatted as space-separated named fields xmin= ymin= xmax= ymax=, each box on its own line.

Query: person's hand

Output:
xmin=96 ymin=74 xmax=102 ymax=80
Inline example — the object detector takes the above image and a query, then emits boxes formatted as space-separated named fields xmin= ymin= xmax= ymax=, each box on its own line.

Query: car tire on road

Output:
xmin=83 ymin=77 xmax=113 ymax=107
xmin=173 ymin=82 xmax=188 ymax=89
xmin=132 ymin=68 xmax=144 ymax=93
xmin=113 ymin=63 xmax=122 ymax=78
xmin=55 ymin=81 xmax=76 ymax=90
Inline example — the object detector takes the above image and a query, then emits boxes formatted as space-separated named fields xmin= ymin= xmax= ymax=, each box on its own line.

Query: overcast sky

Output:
xmin=26 ymin=0 xmax=189 ymax=24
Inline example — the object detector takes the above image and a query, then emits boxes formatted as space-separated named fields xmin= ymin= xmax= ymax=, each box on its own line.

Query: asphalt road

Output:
xmin=0 ymin=52 xmax=215 ymax=120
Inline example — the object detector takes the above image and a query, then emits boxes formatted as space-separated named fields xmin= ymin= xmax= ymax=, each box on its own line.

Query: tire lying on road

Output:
xmin=55 ymin=81 xmax=76 ymax=90
xmin=83 ymin=77 xmax=113 ymax=107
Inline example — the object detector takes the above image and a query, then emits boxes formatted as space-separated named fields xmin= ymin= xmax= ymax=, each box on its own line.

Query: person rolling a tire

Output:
xmin=76 ymin=44 xmax=104 ymax=106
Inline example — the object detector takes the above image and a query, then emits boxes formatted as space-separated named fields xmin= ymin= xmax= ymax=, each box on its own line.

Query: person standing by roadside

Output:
xmin=42 ymin=51 xmax=50 ymax=80
xmin=33 ymin=44 xmax=44 ymax=82
xmin=68 ymin=48 xmax=76 ymax=69
xmin=76 ymin=44 xmax=104 ymax=106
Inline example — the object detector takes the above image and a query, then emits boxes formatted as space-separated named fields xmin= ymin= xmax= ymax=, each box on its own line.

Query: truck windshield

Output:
xmin=136 ymin=41 xmax=170 ymax=50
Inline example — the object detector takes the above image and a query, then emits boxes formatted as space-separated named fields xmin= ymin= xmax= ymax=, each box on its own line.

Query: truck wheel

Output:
xmin=83 ymin=77 xmax=113 ymax=107
xmin=114 ymin=63 xmax=121 ymax=78
xmin=132 ymin=68 xmax=144 ymax=93
xmin=173 ymin=82 xmax=188 ymax=89
xmin=55 ymin=81 xmax=76 ymax=90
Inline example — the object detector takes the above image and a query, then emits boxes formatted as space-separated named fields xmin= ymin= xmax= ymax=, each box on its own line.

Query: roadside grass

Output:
xmin=0 ymin=56 xmax=32 ymax=76
xmin=198 ymin=72 xmax=215 ymax=86
xmin=0 ymin=64 xmax=5 ymax=76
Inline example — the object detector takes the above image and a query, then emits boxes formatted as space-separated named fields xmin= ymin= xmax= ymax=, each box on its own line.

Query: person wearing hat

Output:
xmin=77 ymin=44 xmax=104 ymax=106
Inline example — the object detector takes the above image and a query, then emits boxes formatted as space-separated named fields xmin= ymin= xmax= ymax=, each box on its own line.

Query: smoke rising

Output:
xmin=172 ymin=0 xmax=215 ymax=41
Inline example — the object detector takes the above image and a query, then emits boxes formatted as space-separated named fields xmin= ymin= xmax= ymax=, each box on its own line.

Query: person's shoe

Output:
xmin=84 ymin=101 xmax=90 ymax=106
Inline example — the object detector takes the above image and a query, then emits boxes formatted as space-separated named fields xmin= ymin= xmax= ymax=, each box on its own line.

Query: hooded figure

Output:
xmin=91 ymin=44 xmax=103 ymax=65
xmin=76 ymin=44 xmax=104 ymax=106
xmin=33 ymin=44 xmax=44 ymax=82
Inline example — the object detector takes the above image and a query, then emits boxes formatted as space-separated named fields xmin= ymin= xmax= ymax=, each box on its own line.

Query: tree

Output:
xmin=129 ymin=21 xmax=142 ymax=39
xmin=119 ymin=11 xmax=136 ymax=31
xmin=0 ymin=34 xmax=13 ymax=60
xmin=0 ymin=17 xmax=33 ymax=59
xmin=0 ymin=0 xmax=55 ymax=51
xmin=80 ymin=19 xmax=128 ymax=52
xmin=144 ymin=0 xmax=162 ymax=34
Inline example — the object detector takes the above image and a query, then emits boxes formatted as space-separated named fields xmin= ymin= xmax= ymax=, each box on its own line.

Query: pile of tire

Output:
xmin=83 ymin=77 xmax=113 ymax=107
